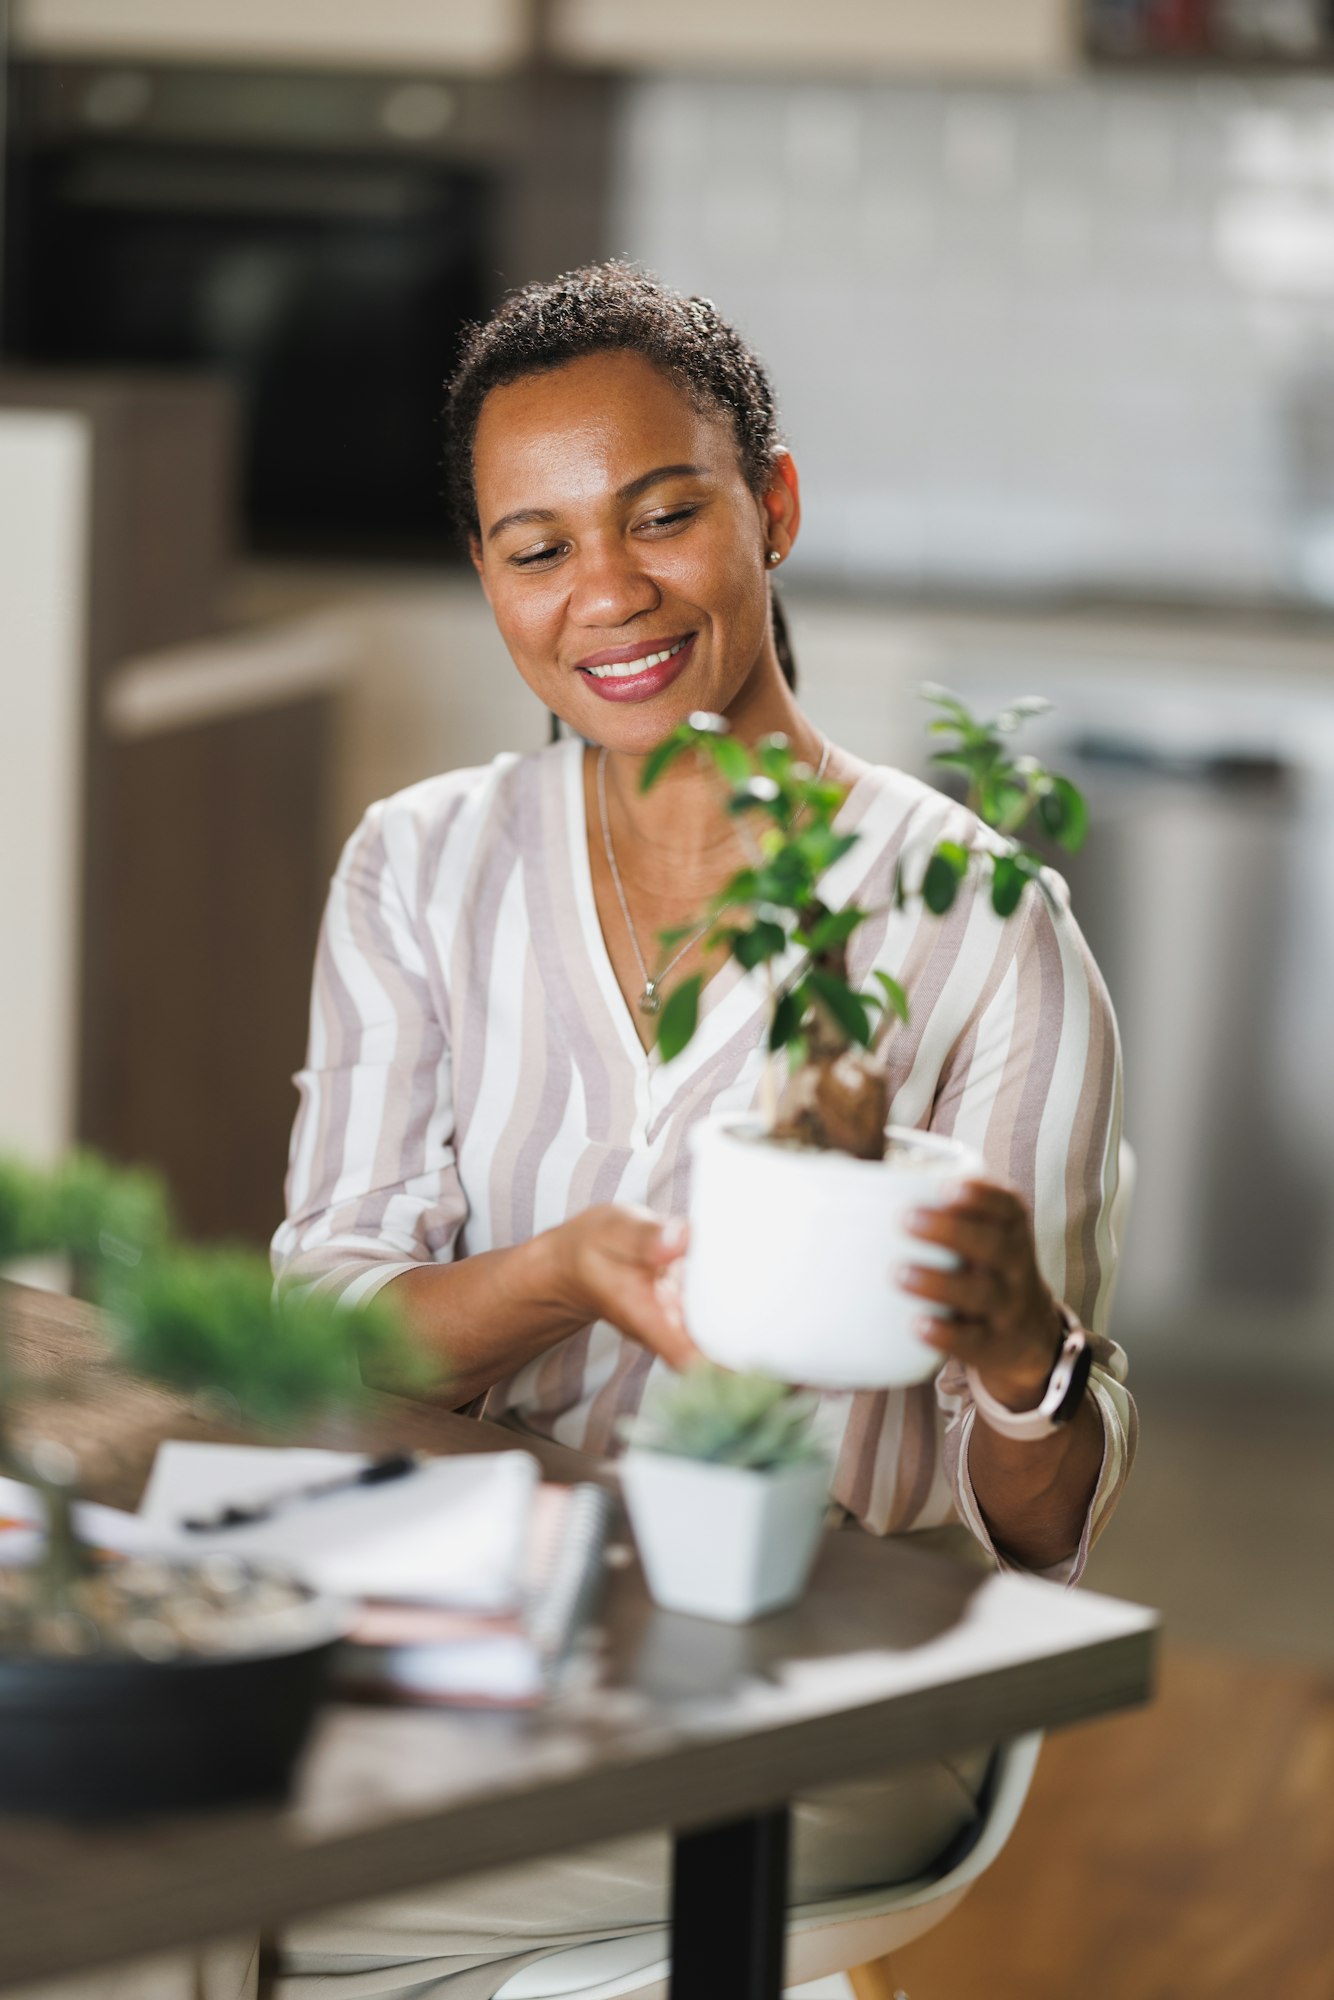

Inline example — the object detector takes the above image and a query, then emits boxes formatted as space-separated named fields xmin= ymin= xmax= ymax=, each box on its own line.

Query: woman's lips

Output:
xmin=576 ymin=632 xmax=696 ymax=703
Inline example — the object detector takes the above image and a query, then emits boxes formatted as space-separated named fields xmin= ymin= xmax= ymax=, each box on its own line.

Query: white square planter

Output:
xmin=619 ymin=1450 xmax=829 ymax=1623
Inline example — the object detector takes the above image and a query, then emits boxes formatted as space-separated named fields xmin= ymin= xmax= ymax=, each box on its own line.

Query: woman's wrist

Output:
xmin=515 ymin=1222 xmax=590 ymax=1330
xmin=969 ymin=1302 xmax=1067 ymax=1412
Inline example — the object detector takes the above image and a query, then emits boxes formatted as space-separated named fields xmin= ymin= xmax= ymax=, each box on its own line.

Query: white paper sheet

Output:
xmin=137 ymin=1441 xmax=540 ymax=1611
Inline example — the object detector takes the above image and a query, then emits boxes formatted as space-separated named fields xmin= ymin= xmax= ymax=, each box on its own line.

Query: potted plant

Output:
xmin=0 ymin=1150 xmax=420 ymax=1818
xmin=641 ymin=688 xmax=1087 ymax=1390
xmin=619 ymin=1364 xmax=829 ymax=1622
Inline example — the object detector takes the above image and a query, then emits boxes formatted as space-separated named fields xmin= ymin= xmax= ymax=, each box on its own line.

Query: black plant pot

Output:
xmin=0 ymin=1602 xmax=345 ymax=1819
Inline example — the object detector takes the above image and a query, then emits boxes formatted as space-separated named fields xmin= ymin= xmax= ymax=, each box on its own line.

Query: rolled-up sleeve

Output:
xmin=935 ymin=873 xmax=1136 ymax=1585
xmin=271 ymin=800 xmax=468 ymax=1306
xmin=827 ymin=840 xmax=1137 ymax=1582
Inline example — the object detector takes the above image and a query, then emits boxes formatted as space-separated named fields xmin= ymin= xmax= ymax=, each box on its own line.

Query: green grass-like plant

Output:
xmin=0 ymin=1151 xmax=428 ymax=1605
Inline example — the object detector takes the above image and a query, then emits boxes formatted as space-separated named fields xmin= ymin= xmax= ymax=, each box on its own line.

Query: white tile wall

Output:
xmin=611 ymin=72 xmax=1334 ymax=598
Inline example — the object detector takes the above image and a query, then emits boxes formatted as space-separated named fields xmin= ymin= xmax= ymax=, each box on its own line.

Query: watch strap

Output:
xmin=965 ymin=1310 xmax=1091 ymax=1441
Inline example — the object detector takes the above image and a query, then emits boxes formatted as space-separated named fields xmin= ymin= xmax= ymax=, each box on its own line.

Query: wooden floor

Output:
xmin=871 ymin=1645 xmax=1334 ymax=2000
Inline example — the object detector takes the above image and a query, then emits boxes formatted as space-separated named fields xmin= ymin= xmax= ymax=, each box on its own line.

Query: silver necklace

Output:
xmin=596 ymin=735 xmax=831 ymax=1018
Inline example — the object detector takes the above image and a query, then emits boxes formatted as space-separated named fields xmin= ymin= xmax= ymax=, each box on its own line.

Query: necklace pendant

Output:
xmin=637 ymin=983 xmax=661 ymax=1017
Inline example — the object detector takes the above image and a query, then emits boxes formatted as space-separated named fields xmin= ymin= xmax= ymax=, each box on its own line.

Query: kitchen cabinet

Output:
xmin=13 ymin=0 xmax=530 ymax=72
xmin=0 ymin=375 xmax=337 ymax=1246
xmin=549 ymin=0 xmax=1078 ymax=79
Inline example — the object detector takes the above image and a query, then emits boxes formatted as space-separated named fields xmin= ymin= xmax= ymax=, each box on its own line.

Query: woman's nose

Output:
xmin=566 ymin=537 xmax=661 ymax=627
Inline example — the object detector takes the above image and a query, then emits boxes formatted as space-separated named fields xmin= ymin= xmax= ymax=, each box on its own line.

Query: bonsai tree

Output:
xmin=640 ymin=686 xmax=1088 ymax=1160
xmin=0 ymin=1150 xmax=423 ymax=1623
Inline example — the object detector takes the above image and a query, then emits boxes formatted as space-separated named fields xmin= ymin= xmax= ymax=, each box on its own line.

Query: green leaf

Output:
xmin=726 ymin=775 xmax=785 ymax=820
xmin=923 ymin=851 xmax=962 ymax=916
xmin=803 ymin=905 xmax=865 ymax=955
xmin=713 ymin=867 xmax=760 ymax=913
xmin=806 ymin=969 xmax=873 ymax=1048
xmin=638 ymin=728 xmax=694 ymax=794
xmin=936 ymin=840 xmax=970 ymax=878
xmin=919 ymin=683 xmax=973 ymax=722
xmin=795 ymin=826 xmax=858 ymax=877
xmin=990 ymin=853 xmax=1031 ymax=917
xmin=872 ymin=970 xmax=910 ymax=1023
xmin=768 ymin=985 xmax=803 ymax=1052
xmin=979 ymin=775 xmax=1031 ymax=833
xmin=792 ymin=778 xmax=846 ymax=815
xmin=698 ymin=732 xmax=752 ymax=788
xmin=656 ymin=974 xmax=703 ymax=1063
xmin=656 ymin=922 xmax=698 ymax=950
xmin=756 ymin=734 xmax=794 ymax=782
xmin=731 ymin=918 xmax=787 ymax=971
xmin=993 ymin=695 xmax=1053 ymax=733
xmin=1037 ymin=774 xmax=1088 ymax=853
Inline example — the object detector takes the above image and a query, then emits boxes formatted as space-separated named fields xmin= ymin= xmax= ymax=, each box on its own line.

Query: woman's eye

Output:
xmin=639 ymin=507 xmax=697 ymax=533
xmin=510 ymin=543 xmax=567 ymax=569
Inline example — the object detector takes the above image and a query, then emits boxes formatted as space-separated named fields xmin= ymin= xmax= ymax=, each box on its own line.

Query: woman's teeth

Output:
xmin=584 ymin=638 xmax=687 ymax=680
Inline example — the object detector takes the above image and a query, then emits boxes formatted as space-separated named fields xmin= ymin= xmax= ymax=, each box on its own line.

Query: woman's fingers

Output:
xmin=897 ymin=1179 xmax=1060 ymax=1390
xmin=569 ymin=1204 xmax=699 ymax=1369
xmin=937 ymin=1178 xmax=1024 ymax=1222
xmin=898 ymin=1259 xmax=1006 ymax=1320
xmin=904 ymin=1208 xmax=1012 ymax=1271
xmin=598 ymin=1204 xmax=689 ymax=1269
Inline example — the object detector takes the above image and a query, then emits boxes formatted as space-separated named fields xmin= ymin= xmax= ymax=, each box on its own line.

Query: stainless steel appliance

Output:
xmin=2 ymin=59 xmax=612 ymax=557
xmin=945 ymin=659 xmax=1334 ymax=1379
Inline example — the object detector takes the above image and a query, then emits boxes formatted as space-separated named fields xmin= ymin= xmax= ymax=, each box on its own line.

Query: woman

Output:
xmin=269 ymin=263 xmax=1134 ymax=1997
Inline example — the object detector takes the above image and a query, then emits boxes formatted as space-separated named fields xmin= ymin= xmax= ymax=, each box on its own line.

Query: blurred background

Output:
xmin=1 ymin=11 xmax=1331 ymax=1977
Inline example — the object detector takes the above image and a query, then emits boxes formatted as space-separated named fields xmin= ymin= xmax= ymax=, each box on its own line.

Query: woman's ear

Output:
xmin=469 ymin=534 xmax=491 ymax=602
xmin=761 ymin=449 xmax=801 ymax=564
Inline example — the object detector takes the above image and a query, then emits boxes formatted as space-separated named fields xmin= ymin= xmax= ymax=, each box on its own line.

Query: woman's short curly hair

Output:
xmin=444 ymin=260 xmax=784 ymax=540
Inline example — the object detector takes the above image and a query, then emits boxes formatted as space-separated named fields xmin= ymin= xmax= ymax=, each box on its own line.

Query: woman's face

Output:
xmin=469 ymin=350 xmax=799 ymax=752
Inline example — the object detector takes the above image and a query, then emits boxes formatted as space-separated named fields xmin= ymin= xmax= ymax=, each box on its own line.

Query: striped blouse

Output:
xmin=272 ymin=736 xmax=1135 ymax=1585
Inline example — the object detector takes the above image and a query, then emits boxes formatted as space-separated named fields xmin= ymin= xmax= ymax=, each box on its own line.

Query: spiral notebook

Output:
xmin=337 ymin=1481 xmax=615 ymax=1708
xmin=138 ymin=1441 xmax=614 ymax=1708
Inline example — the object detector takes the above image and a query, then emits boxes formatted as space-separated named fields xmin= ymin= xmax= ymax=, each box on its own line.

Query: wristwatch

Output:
xmin=965 ymin=1306 xmax=1092 ymax=1441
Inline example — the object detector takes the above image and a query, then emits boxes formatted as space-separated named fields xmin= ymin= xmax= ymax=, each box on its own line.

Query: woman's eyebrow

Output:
xmin=485 ymin=463 xmax=709 ymax=543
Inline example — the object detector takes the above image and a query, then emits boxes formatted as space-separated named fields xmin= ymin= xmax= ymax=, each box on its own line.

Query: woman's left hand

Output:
xmin=898 ymin=1179 xmax=1063 ymax=1409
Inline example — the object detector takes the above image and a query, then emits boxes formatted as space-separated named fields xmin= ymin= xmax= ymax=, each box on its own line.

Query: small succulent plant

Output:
xmin=640 ymin=686 xmax=1088 ymax=1161
xmin=620 ymin=1362 xmax=826 ymax=1472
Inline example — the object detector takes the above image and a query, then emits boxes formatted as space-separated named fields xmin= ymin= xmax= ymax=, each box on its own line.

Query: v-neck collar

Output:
xmin=561 ymin=736 xmax=883 ymax=1081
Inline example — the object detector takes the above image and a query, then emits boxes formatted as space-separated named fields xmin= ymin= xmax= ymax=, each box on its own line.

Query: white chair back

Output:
xmin=495 ymin=1734 xmax=1043 ymax=2000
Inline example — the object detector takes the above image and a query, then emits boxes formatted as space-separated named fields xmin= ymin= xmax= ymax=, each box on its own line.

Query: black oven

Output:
xmin=2 ymin=60 xmax=611 ymax=559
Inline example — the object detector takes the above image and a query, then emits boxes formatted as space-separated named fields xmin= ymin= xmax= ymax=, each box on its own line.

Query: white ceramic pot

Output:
xmin=682 ymin=1118 xmax=985 ymax=1390
xmin=619 ymin=1450 xmax=829 ymax=1623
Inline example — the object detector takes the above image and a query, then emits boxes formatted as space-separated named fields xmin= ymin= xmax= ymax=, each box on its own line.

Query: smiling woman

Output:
xmin=266 ymin=262 xmax=1133 ymax=1998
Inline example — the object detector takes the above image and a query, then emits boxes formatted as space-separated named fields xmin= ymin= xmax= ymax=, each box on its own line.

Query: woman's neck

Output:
xmin=597 ymin=660 xmax=823 ymax=873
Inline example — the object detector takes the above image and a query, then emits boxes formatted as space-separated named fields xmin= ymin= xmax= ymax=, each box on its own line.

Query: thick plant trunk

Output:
xmin=770 ymin=907 xmax=890 ymax=1161
xmin=772 ymin=1046 xmax=889 ymax=1160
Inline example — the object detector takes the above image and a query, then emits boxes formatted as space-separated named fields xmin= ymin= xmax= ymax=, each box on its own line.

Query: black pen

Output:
xmin=181 ymin=1451 xmax=423 ymax=1533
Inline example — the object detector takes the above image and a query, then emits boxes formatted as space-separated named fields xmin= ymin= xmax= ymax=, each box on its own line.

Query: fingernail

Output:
xmin=895 ymin=1264 xmax=918 ymax=1286
xmin=907 ymin=1208 xmax=935 ymax=1230
xmin=660 ymin=1216 xmax=688 ymax=1253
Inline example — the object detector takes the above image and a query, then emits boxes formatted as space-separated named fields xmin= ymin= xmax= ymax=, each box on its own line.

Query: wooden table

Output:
xmin=0 ymin=1288 xmax=1159 ymax=1998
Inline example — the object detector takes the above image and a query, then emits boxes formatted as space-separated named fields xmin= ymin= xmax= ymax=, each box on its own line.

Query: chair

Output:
xmin=496 ymin=1139 xmax=1134 ymax=2000
xmin=494 ymin=1732 xmax=1042 ymax=2000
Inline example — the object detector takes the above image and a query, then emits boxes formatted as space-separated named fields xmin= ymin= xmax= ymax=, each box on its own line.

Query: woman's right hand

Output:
xmin=548 ymin=1204 xmax=700 ymax=1372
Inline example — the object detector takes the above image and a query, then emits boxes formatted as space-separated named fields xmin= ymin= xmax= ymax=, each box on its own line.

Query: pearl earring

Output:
xmin=767 ymin=548 xmax=781 ymax=566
